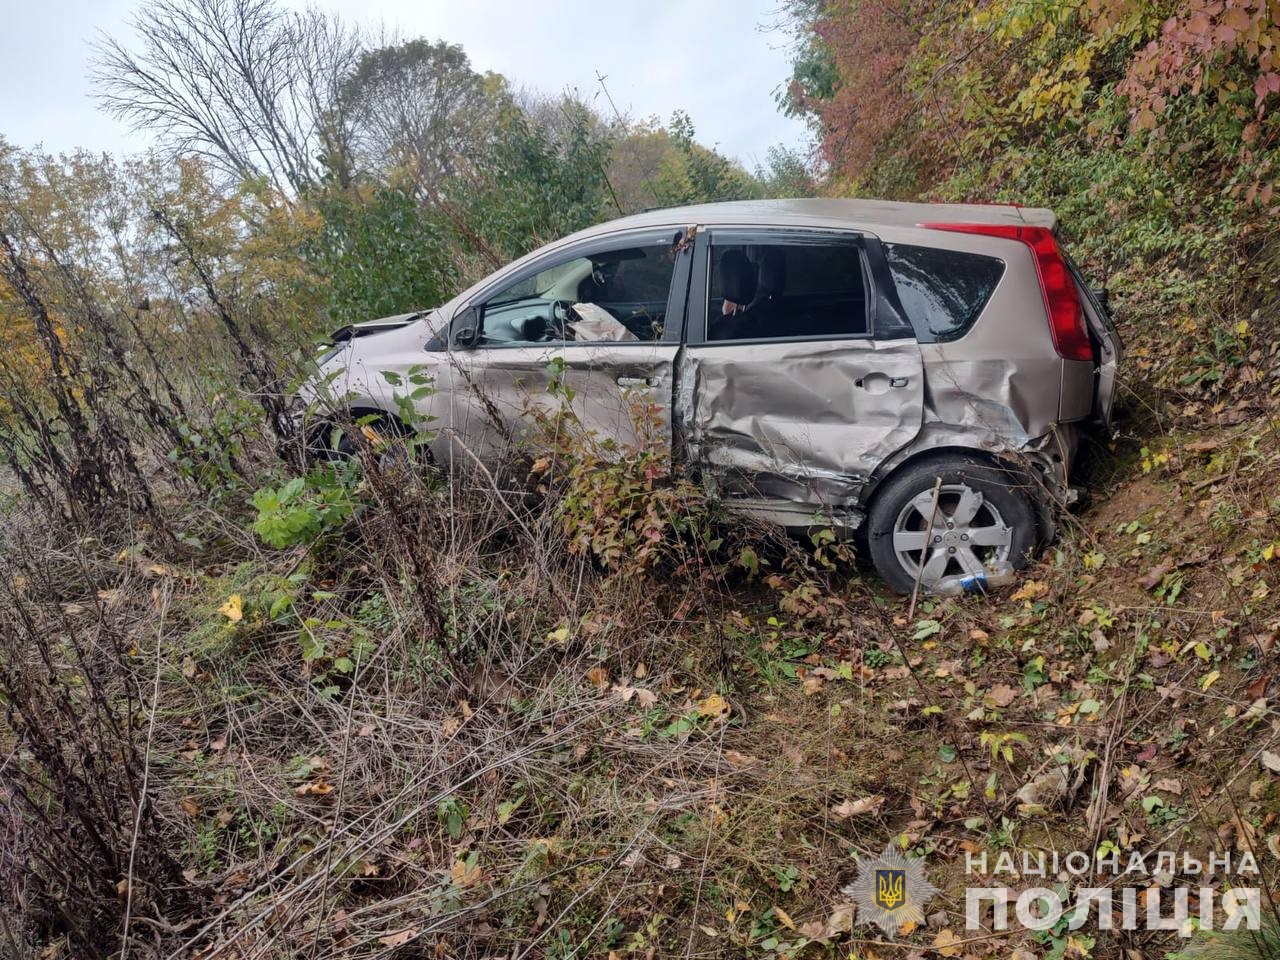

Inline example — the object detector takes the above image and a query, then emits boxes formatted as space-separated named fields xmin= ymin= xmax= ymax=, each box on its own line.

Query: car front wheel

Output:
xmin=864 ymin=455 xmax=1040 ymax=595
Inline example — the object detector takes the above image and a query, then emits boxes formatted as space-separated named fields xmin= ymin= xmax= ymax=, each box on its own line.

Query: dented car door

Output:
xmin=675 ymin=227 xmax=924 ymax=511
xmin=431 ymin=229 xmax=692 ymax=466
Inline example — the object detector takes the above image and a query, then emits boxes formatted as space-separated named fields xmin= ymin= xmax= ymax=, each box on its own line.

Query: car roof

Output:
xmin=560 ymin=198 xmax=1057 ymax=241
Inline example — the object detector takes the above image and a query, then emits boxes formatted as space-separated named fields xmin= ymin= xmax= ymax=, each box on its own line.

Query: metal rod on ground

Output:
xmin=907 ymin=476 xmax=943 ymax=621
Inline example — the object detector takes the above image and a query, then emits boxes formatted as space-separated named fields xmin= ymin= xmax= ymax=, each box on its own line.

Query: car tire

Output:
xmin=308 ymin=413 xmax=417 ymax=465
xmin=864 ymin=454 xmax=1040 ymax=595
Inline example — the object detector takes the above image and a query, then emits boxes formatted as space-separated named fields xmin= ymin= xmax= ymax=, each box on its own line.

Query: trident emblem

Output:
xmin=874 ymin=869 xmax=906 ymax=910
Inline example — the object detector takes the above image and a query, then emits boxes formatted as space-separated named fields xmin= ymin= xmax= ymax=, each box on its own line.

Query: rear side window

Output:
xmin=884 ymin=243 xmax=1004 ymax=343
xmin=706 ymin=240 xmax=869 ymax=342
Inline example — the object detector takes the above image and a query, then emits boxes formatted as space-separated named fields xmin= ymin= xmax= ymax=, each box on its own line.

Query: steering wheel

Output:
xmin=548 ymin=300 xmax=578 ymax=340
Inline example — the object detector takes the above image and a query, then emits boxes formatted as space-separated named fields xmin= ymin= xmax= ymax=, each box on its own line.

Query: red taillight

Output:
xmin=920 ymin=222 xmax=1093 ymax=362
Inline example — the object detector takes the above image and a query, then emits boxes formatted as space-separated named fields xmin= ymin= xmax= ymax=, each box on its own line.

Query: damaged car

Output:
xmin=306 ymin=199 xmax=1121 ymax=594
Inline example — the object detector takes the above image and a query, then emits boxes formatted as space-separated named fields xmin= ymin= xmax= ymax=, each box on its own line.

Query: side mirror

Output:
xmin=451 ymin=306 xmax=480 ymax=349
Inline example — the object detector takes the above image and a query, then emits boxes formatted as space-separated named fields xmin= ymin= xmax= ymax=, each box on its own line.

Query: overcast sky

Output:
xmin=0 ymin=0 xmax=810 ymax=169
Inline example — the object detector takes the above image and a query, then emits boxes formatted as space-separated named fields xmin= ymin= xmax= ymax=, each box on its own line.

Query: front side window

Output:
xmin=477 ymin=240 xmax=676 ymax=346
xmin=884 ymin=243 xmax=1004 ymax=343
xmin=706 ymin=239 xmax=869 ymax=342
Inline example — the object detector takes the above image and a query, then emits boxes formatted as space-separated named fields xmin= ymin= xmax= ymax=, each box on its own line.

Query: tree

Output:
xmin=309 ymin=185 xmax=454 ymax=324
xmin=443 ymin=100 xmax=615 ymax=267
xmin=94 ymin=0 xmax=362 ymax=195
xmin=755 ymin=144 xmax=819 ymax=198
xmin=342 ymin=38 xmax=505 ymax=197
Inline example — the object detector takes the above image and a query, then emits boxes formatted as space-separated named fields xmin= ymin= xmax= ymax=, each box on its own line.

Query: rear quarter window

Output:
xmin=884 ymin=243 xmax=1004 ymax=343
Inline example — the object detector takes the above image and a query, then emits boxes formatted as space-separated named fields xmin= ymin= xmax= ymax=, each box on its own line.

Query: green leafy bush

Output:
xmin=525 ymin=359 xmax=717 ymax=573
xmin=250 ymin=467 xmax=358 ymax=548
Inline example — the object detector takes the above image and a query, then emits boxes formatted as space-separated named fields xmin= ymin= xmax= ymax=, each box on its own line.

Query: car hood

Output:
xmin=300 ymin=310 xmax=445 ymax=410
xmin=328 ymin=309 xmax=444 ymax=345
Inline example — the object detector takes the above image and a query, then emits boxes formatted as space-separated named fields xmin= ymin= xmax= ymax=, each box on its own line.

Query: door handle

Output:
xmin=855 ymin=374 xmax=911 ymax=391
xmin=616 ymin=376 xmax=659 ymax=388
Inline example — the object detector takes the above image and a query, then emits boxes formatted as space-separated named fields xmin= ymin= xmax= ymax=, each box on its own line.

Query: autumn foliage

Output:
xmin=786 ymin=0 xmax=1280 ymax=213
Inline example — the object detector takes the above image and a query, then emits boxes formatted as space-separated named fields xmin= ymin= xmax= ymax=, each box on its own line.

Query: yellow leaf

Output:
xmin=1263 ymin=542 xmax=1276 ymax=562
xmin=545 ymin=626 xmax=570 ymax=645
xmin=1200 ymin=670 xmax=1221 ymax=691
xmin=451 ymin=856 xmax=482 ymax=888
xmin=773 ymin=905 xmax=796 ymax=931
xmin=1236 ymin=319 xmax=1250 ymax=337
xmin=934 ymin=928 xmax=962 ymax=957
xmin=1011 ymin=580 xmax=1048 ymax=603
xmin=696 ymin=693 xmax=730 ymax=719
xmin=218 ymin=594 xmax=243 ymax=622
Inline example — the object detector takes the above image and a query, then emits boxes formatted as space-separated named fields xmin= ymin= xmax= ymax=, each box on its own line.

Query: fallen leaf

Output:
xmin=295 ymin=779 xmax=334 ymax=797
xmin=378 ymin=928 xmax=417 ymax=947
xmin=1010 ymin=580 xmax=1048 ymax=603
xmin=985 ymin=684 xmax=1018 ymax=707
xmin=696 ymin=694 xmax=730 ymax=719
xmin=613 ymin=684 xmax=657 ymax=708
xmin=451 ymin=857 xmax=482 ymax=887
xmin=773 ymin=905 xmax=796 ymax=931
xmin=831 ymin=795 xmax=885 ymax=819
xmin=1184 ymin=439 xmax=1220 ymax=454
xmin=934 ymin=928 xmax=962 ymax=957
xmin=1261 ymin=750 xmax=1280 ymax=774
xmin=179 ymin=796 xmax=200 ymax=818
xmin=217 ymin=594 xmax=243 ymax=623
xmin=585 ymin=666 xmax=609 ymax=689
xmin=1139 ymin=563 xmax=1171 ymax=591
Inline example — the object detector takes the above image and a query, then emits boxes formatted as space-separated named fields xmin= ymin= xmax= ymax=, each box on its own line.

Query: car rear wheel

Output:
xmin=864 ymin=455 xmax=1040 ymax=595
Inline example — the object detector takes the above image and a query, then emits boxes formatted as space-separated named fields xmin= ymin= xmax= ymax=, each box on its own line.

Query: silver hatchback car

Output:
xmin=309 ymin=199 xmax=1121 ymax=593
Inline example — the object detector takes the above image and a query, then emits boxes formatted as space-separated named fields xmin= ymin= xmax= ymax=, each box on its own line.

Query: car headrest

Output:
xmin=757 ymin=248 xmax=786 ymax=295
xmin=718 ymin=249 xmax=757 ymax=304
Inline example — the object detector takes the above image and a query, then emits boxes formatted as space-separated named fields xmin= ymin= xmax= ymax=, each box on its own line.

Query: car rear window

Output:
xmin=884 ymin=243 xmax=1004 ymax=343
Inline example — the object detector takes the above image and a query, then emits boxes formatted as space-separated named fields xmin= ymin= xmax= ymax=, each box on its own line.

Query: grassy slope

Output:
xmin=5 ymin=298 xmax=1279 ymax=960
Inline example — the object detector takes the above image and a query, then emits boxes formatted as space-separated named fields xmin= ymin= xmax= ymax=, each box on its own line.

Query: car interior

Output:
xmin=707 ymin=242 xmax=870 ymax=342
xmin=479 ymin=246 xmax=674 ymax=345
